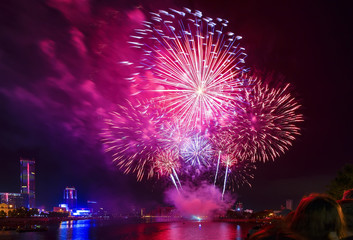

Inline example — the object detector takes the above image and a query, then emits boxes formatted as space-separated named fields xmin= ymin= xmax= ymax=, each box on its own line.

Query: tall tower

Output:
xmin=64 ymin=187 xmax=77 ymax=210
xmin=20 ymin=159 xmax=35 ymax=208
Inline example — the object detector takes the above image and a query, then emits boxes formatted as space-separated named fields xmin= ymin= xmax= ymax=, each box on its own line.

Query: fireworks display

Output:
xmin=154 ymin=149 xmax=181 ymax=178
xmin=158 ymin=121 xmax=190 ymax=152
xmin=225 ymin=80 xmax=303 ymax=162
xmin=129 ymin=8 xmax=248 ymax=129
xmin=101 ymin=99 xmax=162 ymax=181
xmin=180 ymin=133 xmax=213 ymax=167
xmin=218 ymin=153 xmax=256 ymax=192
xmin=102 ymin=8 xmax=303 ymax=195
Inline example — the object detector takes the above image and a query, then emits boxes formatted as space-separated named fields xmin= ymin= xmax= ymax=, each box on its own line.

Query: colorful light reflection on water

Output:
xmin=59 ymin=220 xmax=95 ymax=240
xmin=105 ymin=221 xmax=248 ymax=240
xmin=0 ymin=220 xmax=253 ymax=240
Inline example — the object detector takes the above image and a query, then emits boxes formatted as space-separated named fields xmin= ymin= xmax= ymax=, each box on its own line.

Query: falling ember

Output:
xmin=217 ymin=153 xmax=256 ymax=193
xmin=214 ymin=150 xmax=221 ymax=186
xmin=222 ymin=156 xmax=230 ymax=200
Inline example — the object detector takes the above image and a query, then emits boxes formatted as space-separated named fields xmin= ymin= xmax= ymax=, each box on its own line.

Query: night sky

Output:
xmin=0 ymin=0 xmax=352 ymax=212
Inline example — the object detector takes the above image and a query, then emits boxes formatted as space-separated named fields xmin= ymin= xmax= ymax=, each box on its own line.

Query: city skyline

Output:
xmin=0 ymin=0 xmax=352 ymax=212
xmin=0 ymin=159 xmax=35 ymax=209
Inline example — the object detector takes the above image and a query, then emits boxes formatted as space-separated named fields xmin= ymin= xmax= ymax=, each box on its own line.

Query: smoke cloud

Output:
xmin=0 ymin=0 xmax=174 ymax=207
xmin=165 ymin=182 xmax=235 ymax=218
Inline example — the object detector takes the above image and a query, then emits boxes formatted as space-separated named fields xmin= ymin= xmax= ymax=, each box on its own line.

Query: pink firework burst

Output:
xmin=101 ymin=99 xmax=163 ymax=181
xmin=158 ymin=121 xmax=191 ymax=152
xmin=129 ymin=8 xmax=248 ymax=129
xmin=225 ymin=78 xmax=303 ymax=162
xmin=154 ymin=149 xmax=181 ymax=178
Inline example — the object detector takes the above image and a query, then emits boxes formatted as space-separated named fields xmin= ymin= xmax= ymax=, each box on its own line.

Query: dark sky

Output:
xmin=0 ymin=0 xmax=352 ymax=212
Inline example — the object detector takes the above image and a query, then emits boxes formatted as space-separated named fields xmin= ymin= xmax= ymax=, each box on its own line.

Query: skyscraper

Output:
xmin=20 ymin=159 xmax=35 ymax=208
xmin=64 ymin=187 xmax=77 ymax=210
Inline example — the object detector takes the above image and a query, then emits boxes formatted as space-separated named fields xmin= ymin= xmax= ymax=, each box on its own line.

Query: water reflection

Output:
xmin=118 ymin=221 xmax=245 ymax=240
xmin=236 ymin=224 xmax=242 ymax=240
xmin=0 ymin=219 xmax=252 ymax=240
xmin=59 ymin=220 xmax=95 ymax=240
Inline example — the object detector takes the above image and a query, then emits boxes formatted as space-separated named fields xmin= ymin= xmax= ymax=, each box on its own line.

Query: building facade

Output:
xmin=20 ymin=159 xmax=35 ymax=208
xmin=0 ymin=203 xmax=10 ymax=216
xmin=0 ymin=192 xmax=29 ymax=208
xmin=64 ymin=187 xmax=77 ymax=210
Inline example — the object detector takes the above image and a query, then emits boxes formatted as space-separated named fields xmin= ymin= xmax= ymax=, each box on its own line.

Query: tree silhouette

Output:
xmin=7 ymin=207 xmax=39 ymax=217
xmin=0 ymin=210 xmax=6 ymax=218
xmin=327 ymin=164 xmax=353 ymax=199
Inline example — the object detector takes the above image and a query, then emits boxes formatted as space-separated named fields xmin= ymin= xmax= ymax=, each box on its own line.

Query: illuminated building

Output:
xmin=59 ymin=203 xmax=69 ymax=211
xmin=87 ymin=200 xmax=98 ymax=214
xmin=235 ymin=202 xmax=244 ymax=212
xmin=20 ymin=159 xmax=35 ymax=208
xmin=0 ymin=203 xmax=13 ymax=216
xmin=0 ymin=192 xmax=29 ymax=208
xmin=0 ymin=159 xmax=34 ymax=209
xmin=53 ymin=207 xmax=68 ymax=213
xmin=64 ymin=187 xmax=77 ymax=210
xmin=72 ymin=208 xmax=91 ymax=216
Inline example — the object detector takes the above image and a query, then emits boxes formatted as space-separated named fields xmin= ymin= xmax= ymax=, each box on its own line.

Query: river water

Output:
xmin=0 ymin=219 xmax=255 ymax=240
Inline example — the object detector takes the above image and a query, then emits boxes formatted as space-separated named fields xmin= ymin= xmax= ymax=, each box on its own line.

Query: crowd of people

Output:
xmin=247 ymin=190 xmax=353 ymax=240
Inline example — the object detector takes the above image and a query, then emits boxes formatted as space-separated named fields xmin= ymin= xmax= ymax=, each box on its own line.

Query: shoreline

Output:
xmin=0 ymin=217 xmax=96 ymax=228
xmin=0 ymin=216 xmax=276 ymax=228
